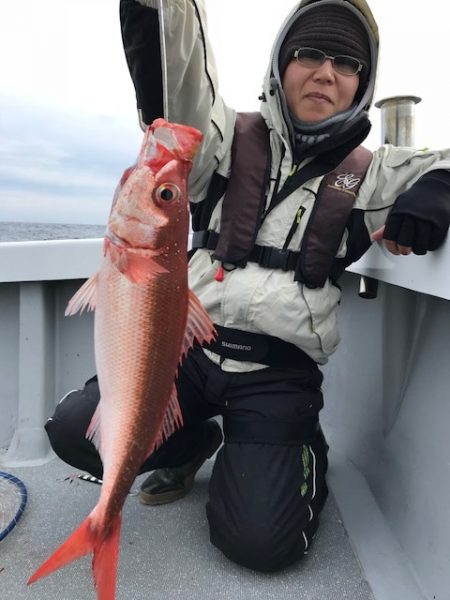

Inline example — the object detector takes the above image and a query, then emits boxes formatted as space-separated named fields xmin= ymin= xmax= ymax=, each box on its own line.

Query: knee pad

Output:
xmin=208 ymin=511 xmax=306 ymax=572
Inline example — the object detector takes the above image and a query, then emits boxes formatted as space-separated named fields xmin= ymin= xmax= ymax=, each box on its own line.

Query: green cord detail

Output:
xmin=300 ymin=445 xmax=311 ymax=496
xmin=302 ymin=444 xmax=310 ymax=478
xmin=296 ymin=206 xmax=306 ymax=224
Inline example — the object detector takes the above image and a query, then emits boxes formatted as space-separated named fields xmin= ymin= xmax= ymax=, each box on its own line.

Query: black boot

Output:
xmin=139 ymin=420 xmax=223 ymax=506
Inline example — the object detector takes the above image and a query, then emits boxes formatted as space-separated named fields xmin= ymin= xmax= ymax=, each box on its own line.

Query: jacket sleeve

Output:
xmin=120 ymin=0 xmax=164 ymax=126
xmin=355 ymin=144 xmax=450 ymax=242
xmin=120 ymin=0 xmax=236 ymax=200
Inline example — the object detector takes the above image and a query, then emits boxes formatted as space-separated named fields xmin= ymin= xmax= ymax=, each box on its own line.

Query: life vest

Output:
xmin=191 ymin=112 xmax=373 ymax=288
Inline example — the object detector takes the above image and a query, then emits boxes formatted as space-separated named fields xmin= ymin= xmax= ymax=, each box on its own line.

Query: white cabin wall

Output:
xmin=54 ymin=280 xmax=96 ymax=402
xmin=0 ymin=283 xmax=20 ymax=449
xmin=322 ymin=272 xmax=450 ymax=600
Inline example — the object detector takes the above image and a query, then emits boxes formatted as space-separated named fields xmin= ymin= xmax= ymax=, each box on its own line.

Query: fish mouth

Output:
xmin=106 ymin=229 xmax=130 ymax=248
xmin=106 ymin=227 xmax=163 ymax=254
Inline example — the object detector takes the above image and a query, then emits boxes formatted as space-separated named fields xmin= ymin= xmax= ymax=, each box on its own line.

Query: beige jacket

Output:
xmin=137 ymin=0 xmax=450 ymax=368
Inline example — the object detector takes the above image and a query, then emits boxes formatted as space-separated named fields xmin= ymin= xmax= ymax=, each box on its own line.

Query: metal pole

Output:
xmin=373 ymin=96 xmax=424 ymax=434
xmin=375 ymin=95 xmax=421 ymax=146
xmin=358 ymin=95 xmax=422 ymax=299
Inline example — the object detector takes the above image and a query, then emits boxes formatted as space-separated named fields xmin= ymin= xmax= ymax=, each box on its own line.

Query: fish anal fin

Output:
xmin=86 ymin=403 xmax=102 ymax=454
xmin=65 ymin=273 xmax=99 ymax=316
xmin=150 ymin=384 xmax=183 ymax=455
xmin=180 ymin=290 xmax=217 ymax=361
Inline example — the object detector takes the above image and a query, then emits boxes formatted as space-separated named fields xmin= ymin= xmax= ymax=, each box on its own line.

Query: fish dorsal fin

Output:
xmin=146 ymin=292 xmax=216 ymax=458
xmin=150 ymin=383 xmax=184 ymax=455
xmin=181 ymin=290 xmax=217 ymax=361
xmin=65 ymin=273 xmax=99 ymax=316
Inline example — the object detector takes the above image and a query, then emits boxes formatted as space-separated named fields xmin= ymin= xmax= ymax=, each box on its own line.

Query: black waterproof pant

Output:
xmin=45 ymin=347 xmax=328 ymax=572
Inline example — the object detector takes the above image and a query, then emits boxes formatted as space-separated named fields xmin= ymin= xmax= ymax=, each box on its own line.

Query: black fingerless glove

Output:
xmin=383 ymin=170 xmax=450 ymax=254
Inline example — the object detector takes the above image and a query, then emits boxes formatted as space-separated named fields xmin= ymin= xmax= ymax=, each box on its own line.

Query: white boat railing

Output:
xmin=0 ymin=234 xmax=449 ymax=467
xmin=0 ymin=238 xmax=103 ymax=283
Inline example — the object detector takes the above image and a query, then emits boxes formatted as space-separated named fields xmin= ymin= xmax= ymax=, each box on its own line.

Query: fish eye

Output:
xmin=155 ymin=183 xmax=181 ymax=202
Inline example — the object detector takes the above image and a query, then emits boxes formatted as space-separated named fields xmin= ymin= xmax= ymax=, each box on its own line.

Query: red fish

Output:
xmin=28 ymin=119 xmax=215 ymax=599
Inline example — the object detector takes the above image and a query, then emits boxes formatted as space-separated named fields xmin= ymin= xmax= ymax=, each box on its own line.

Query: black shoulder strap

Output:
xmin=295 ymin=146 xmax=373 ymax=287
xmin=213 ymin=112 xmax=272 ymax=265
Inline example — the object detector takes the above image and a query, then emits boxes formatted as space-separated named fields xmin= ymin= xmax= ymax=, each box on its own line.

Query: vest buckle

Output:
xmin=258 ymin=247 xmax=290 ymax=270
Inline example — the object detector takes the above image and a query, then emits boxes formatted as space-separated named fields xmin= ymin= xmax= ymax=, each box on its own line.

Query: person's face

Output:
xmin=282 ymin=56 xmax=360 ymax=122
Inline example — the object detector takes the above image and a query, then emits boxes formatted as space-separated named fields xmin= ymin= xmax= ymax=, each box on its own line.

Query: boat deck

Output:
xmin=2 ymin=453 xmax=374 ymax=600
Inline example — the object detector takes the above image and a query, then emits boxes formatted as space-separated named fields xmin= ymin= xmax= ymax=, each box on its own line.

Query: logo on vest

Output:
xmin=329 ymin=172 xmax=361 ymax=196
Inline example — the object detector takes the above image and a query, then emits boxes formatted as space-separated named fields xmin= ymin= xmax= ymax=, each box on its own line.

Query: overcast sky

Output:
xmin=1 ymin=0 xmax=448 ymax=224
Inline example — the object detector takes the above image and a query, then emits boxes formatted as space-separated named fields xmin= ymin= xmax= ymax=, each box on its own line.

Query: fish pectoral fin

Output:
xmin=109 ymin=245 xmax=169 ymax=284
xmin=180 ymin=290 xmax=217 ymax=360
xmin=150 ymin=383 xmax=183 ymax=455
xmin=65 ymin=273 xmax=99 ymax=316
xmin=124 ymin=251 xmax=169 ymax=283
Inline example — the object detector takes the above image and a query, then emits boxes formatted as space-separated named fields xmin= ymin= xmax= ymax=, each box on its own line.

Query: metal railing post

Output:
xmin=358 ymin=95 xmax=422 ymax=299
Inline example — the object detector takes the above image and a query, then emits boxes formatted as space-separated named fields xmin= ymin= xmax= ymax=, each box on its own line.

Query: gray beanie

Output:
xmin=279 ymin=4 xmax=371 ymax=99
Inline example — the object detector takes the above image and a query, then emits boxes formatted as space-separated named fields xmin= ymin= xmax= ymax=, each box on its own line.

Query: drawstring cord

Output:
xmin=214 ymin=262 xmax=237 ymax=282
xmin=215 ymin=264 xmax=225 ymax=282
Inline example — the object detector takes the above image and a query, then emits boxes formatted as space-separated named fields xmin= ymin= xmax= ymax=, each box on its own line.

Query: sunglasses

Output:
xmin=293 ymin=47 xmax=363 ymax=76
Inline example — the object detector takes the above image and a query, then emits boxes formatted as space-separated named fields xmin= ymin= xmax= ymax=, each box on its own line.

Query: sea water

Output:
xmin=0 ymin=222 xmax=105 ymax=243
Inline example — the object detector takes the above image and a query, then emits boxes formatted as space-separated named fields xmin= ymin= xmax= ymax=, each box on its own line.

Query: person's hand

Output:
xmin=371 ymin=224 xmax=409 ymax=255
xmin=371 ymin=215 xmax=439 ymax=256
xmin=372 ymin=170 xmax=450 ymax=256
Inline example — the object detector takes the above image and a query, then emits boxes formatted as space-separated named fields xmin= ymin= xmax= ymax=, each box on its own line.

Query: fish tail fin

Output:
xmin=92 ymin=514 xmax=121 ymax=600
xmin=28 ymin=516 xmax=95 ymax=584
xmin=28 ymin=513 xmax=122 ymax=600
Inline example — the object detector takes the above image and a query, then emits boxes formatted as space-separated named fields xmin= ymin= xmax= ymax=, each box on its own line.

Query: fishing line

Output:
xmin=0 ymin=471 xmax=28 ymax=542
xmin=157 ymin=0 xmax=169 ymax=120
